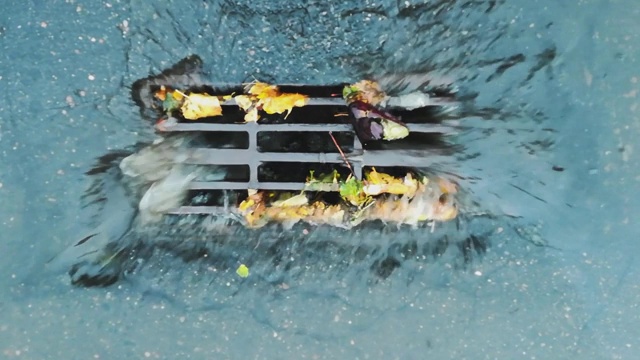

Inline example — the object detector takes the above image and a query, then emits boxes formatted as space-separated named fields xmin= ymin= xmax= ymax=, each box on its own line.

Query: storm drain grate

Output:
xmin=149 ymin=84 xmax=457 ymax=214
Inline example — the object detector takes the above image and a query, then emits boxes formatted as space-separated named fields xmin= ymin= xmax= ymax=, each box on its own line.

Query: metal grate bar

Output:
xmin=187 ymin=148 xmax=358 ymax=165
xmin=164 ymin=122 xmax=353 ymax=132
xmin=188 ymin=181 xmax=339 ymax=191
xmin=222 ymin=97 xmax=345 ymax=106
xmin=162 ymin=122 xmax=455 ymax=134
xmin=186 ymin=148 xmax=449 ymax=167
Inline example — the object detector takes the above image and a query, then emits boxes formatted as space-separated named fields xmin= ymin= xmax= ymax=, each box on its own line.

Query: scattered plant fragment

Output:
xmin=154 ymin=86 xmax=223 ymax=120
xmin=179 ymin=92 xmax=223 ymax=120
xmin=342 ymin=80 xmax=387 ymax=105
xmin=343 ymin=81 xmax=410 ymax=141
xmin=234 ymin=82 xmax=308 ymax=122
xmin=238 ymin=169 xmax=458 ymax=229
xmin=236 ymin=264 xmax=250 ymax=278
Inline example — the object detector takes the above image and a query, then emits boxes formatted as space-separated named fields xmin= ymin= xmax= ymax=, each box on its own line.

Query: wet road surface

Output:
xmin=1 ymin=0 xmax=639 ymax=358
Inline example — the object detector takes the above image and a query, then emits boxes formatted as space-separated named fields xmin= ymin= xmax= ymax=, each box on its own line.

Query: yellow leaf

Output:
xmin=180 ymin=93 xmax=223 ymax=120
xmin=238 ymin=82 xmax=309 ymax=120
xmin=244 ymin=107 xmax=259 ymax=122
xmin=234 ymin=95 xmax=254 ymax=111
xmin=247 ymin=82 xmax=279 ymax=99
xmin=238 ymin=198 xmax=255 ymax=212
xmin=236 ymin=264 xmax=249 ymax=278
xmin=172 ymin=91 xmax=184 ymax=101
xmin=385 ymin=182 xmax=413 ymax=194
xmin=363 ymin=169 xmax=418 ymax=197
xmin=260 ymin=93 xmax=308 ymax=117
xmin=365 ymin=168 xmax=396 ymax=185
xmin=271 ymin=193 xmax=308 ymax=207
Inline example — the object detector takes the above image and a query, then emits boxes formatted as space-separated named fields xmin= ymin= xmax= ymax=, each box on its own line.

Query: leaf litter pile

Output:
xmin=238 ymin=168 xmax=458 ymax=229
xmin=154 ymin=81 xmax=308 ymax=122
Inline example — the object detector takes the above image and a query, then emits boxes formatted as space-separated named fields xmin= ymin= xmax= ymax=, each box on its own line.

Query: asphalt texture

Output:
xmin=1 ymin=0 xmax=639 ymax=359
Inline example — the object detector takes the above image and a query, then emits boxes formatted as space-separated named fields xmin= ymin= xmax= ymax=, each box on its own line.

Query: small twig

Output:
xmin=329 ymin=131 xmax=355 ymax=177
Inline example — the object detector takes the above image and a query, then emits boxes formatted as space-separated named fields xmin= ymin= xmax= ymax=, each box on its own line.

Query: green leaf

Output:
xmin=236 ymin=264 xmax=249 ymax=278
xmin=339 ymin=176 xmax=361 ymax=197
xmin=339 ymin=176 xmax=367 ymax=206
xmin=318 ymin=169 xmax=340 ymax=183
xmin=342 ymin=85 xmax=358 ymax=100
xmin=381 ymin=119 xmax=410 ymax=140
xmin=303 ymin=182 xmax=338 ymax=192
xmin=304 ymin=170 xmax=340 ymax=192
xmin=163 ymin=92 xmax=181 ymax=113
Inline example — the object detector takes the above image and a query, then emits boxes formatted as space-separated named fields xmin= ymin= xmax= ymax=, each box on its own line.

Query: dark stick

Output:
xmin=328 ymin=131 xmax=355 ymax=177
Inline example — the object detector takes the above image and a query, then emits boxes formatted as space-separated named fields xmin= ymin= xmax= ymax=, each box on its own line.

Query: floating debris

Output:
xmin=236 ymin=264 xmax=250 ymax=278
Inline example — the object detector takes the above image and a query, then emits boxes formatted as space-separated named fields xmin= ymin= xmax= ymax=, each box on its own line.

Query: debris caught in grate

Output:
xmin=131 ymin=56 xmax=462 ymax=228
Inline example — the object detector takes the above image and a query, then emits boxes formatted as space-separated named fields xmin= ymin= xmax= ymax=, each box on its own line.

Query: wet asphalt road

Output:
xmin=1 ymin=0 xmax=639 ymax=359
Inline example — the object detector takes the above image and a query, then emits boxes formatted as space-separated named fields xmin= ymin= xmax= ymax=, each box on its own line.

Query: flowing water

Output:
xmin=1 ymin=0 xmax=639 ymax=358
